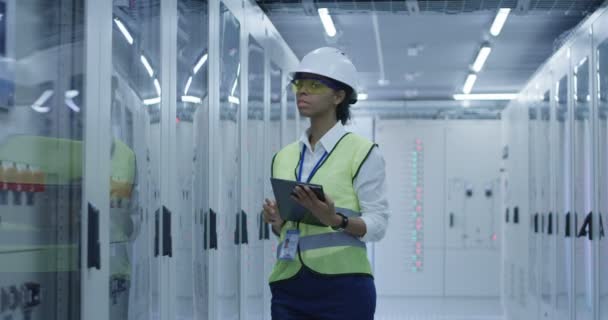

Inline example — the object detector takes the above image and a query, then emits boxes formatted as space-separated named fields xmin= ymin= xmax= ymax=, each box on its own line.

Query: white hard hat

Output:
xmin=290 ymin=47 xmax=358 ymax=104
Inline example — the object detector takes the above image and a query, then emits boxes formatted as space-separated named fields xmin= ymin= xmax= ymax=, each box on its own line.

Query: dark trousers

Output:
xmin=270 ymin=267 xmax=376 ymax=320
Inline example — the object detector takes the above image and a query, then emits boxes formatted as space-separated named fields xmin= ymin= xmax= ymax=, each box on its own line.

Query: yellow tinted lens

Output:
xmin=291 ymin=79 xmax=330 ymax=94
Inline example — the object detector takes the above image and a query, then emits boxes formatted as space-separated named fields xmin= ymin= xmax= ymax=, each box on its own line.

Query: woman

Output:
xmin=262 ymin=47 xmax=390 ymax=320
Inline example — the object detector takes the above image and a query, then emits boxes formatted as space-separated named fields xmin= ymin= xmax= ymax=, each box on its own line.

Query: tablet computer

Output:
xmin=270 ymin=178 xmax=326 ymax=225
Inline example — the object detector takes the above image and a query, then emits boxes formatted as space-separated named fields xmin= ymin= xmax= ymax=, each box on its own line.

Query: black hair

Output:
xmin=336 ymin=86 xmax=353 ymax=125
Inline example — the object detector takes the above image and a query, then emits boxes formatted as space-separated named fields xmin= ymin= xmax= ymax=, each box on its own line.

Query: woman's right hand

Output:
xmin=263 ymin=198 xmax=284 ymax=229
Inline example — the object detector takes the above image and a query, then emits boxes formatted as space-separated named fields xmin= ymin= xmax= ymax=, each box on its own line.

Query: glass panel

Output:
xmin=597 ymin=38 xmax=608 ymax=320
xmin=539 ymin=90 xmax=553 ymax=306
xmin=0 ymin=1 xmax=84 ymax=319
xmin=554 ymin=74 xmax=572 ymax=320
xmin=110 ymin=1 xmax=161 ymax=319
xmin=573 ymin=58 xmax=593 ymax=320
xmin=175 ymin=1 xmax=208 ymax=320
xmin=217 ymin=3 xmax=240 ymax=319
xmin=286 ymin=81 xmax=297 ymax=142
xmin=176 ymin=1 xmax=210 ymax=320
xmin=269 ymin=62 xmax=282 ymax=156
xmin=264 ymin=61 xmax=282 ymax=299
xmin=244 ymin=35 xmax=265 ymax=319
xmin=527 ymin=95 xmax=539 ymax=304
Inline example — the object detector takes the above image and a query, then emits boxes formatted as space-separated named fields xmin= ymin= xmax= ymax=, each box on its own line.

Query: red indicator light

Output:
xmin=416 ymin=145 xmax=423 ymax=151
xmin=416 ymin=261 xmax=422 ymax=267
xmin=416 ymin=242 xmax=422 ymax=248
xmin=492 ymin=234 xmax=498 ymax=241
xmin=416 ymin=249 xmax=422 ymax=255
xmin=416 ymin=206 xmax=422 ymax=212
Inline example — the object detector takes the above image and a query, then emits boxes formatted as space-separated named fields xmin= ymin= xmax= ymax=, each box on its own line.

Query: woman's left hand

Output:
xmin=291 ymin=185 xmax=340 ymax=227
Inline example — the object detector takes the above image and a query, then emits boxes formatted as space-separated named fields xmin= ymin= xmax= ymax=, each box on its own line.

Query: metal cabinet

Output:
xmin=570 ymin=32 xmax=595 ymax=320
xmin=594 ymin=10 xmax=608 ymax=320
xmin=0 ymin=1 xmax=88 ymax=320
xmin=552 ymin=62 xmax=573 ymax=320
xmin=241 ymin=35 xmax=266 ymax=320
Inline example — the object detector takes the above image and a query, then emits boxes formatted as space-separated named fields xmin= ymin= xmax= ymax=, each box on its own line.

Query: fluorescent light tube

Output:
xmin=65 ymin=98 xmax=80 ymax=113
xmin=65 ymin=90 xmax=79 ymax=99
xmin=490 ymin=8 xmax=510 ymax=37
xmin=144 ymin=97 xmax=161 ymax=105
xmin=193 ymin=53 xmax=208 ymax=74
xmin=453 ymin=93 xmax=518 ymax=100
xmin=228 ymin=96 xmax=240 ymax=105
xmin=114 ymin=18 xmax=134 ymax=45
xmin=140 ymin=55 xmax=154 ymax=77
xmin=154 ymin=78 xmax=161 ymax=96
xmin=463 ymin=74 xmax=477 ymax=94
xmin=318 ymin=8 xmax=337 ymax=37
xmin=181 ymin=96 xmax=202 ymax=104
xmin=472 ymin=46 xmax=492 ymax=72
xmin=31 ymin=90 xmax=54 ymax=113
xmin=231 ymin=64 xmax=241 ymax=96
xmin=184 ymin=76 xmax=193 ymax=95
xmin=358 ymin=93 xmax=368 ymax=101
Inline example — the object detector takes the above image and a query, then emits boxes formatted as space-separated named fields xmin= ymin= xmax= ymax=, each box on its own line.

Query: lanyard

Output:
xmin=297 ymin=144 xmax=328 ymax=183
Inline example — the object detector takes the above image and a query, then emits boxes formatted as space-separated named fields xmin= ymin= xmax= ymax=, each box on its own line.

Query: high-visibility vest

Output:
xmin=269 ymin=132 xmax=377 ymax=283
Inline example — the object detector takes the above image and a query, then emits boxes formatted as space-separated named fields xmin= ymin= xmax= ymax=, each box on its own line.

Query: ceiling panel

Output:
xmin=260 ymin=0 xmax=600 ymax=105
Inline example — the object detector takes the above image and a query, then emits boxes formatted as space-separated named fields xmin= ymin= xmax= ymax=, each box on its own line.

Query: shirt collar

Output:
xmin=299 ymin=122 xmax=347 ymax=153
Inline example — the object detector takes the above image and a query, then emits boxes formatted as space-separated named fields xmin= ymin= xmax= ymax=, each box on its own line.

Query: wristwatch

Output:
xmin=331 ymin=212 xmax=349 ymax=231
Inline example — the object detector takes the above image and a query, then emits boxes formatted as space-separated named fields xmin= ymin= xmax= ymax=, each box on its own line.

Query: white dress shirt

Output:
xmin=297 ymin=122 xmax=390 ymax=242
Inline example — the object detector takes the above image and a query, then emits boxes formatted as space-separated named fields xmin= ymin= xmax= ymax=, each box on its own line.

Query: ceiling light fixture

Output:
xmin=140 ymin=55 xmax=154 ymax=77
xmin=472 ymin=46 xmax=492 ymax=72
xmin=181 ymin=96 xmax=202 ymax=104
xmin=144 ymin=97 xmax=161 ymax=105
xmin=193 ymin=53 xmax=208 ymax=74
xmin=114 ymin=18 xmax=134 ymax=45
xmin=318 ymin=8 xmax=337 ymax=37
xmin=463 ymin=74 xmax=477 ymax=94
xmin=453 ymin=93 xmax=518 ymax=100
xmin=490 ymin=8 xmax=511 ymax=37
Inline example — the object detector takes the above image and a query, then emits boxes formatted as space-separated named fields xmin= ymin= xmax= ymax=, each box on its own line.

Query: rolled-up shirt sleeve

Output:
xmin=354 ymin=146 xmax=390 ymax=242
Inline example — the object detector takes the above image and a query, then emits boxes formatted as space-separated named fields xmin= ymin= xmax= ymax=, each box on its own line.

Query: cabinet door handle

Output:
xmin=154 ymin=209 xmax=160 ymax=257
xmin=241 ymin=210 xmax=248 ymax=244
xmin=209 ymin=209 xmax=218 ymax=250
xmin=87 ymin=203 xmax=101 ymax=270
xmin=449 ymin=213 xmax=454 ymax=228
xmin=547 ymin=212 xmax=553 ymax=235
xmin=162 ymin=206 xmax=172 ymax=257
xmin=235 ymin=210 xmax=249 ymax=245
xmin=565 ymin=212 xmax=572 ymax=238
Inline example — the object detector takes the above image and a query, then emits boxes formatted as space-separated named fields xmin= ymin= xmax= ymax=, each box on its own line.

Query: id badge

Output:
xmin=279 ymin=229 xmax=300 ymax=261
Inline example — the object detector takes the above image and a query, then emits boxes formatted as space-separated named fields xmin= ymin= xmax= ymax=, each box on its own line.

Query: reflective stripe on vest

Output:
xmin=276 ymin=228 xmax=366 ymax=259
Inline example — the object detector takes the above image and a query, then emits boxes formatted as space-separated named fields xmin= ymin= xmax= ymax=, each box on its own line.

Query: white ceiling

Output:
xmin=258 ymin=0 xmax=601 ymax=107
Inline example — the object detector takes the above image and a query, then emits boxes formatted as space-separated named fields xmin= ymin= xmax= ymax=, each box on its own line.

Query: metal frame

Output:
xmin=570 ymin=27 xmax=595 ymax=320
xmin=592 ymin=9 xmax=608 ymax=320
xmin=82 ymin=1 xmax=112 ymax=319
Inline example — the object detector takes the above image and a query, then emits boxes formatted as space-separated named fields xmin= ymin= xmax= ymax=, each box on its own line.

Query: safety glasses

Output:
xmin=290 ymin=78 xmax=340 ymax=94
